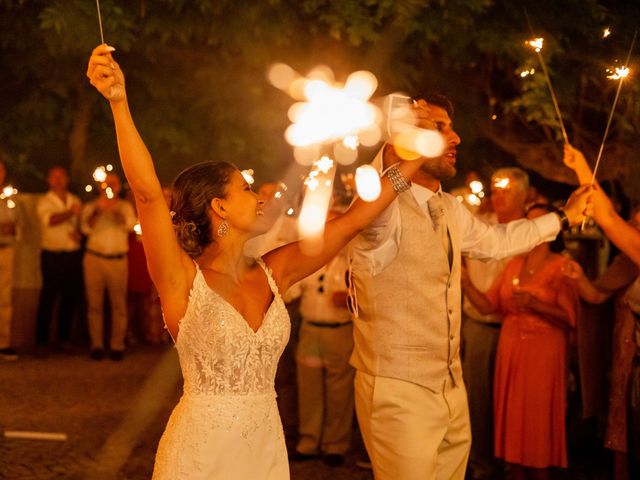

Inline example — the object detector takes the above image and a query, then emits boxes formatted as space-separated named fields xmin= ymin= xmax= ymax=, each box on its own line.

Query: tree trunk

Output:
xmin=68 ymin=81 xmax=94 ymax=184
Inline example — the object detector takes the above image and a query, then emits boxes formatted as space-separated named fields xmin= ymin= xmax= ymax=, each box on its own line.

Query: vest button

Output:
xmin=450 ymin=334 xmax=454 ymax=340
xmin=448 ymin=308 xmax=453 ymax=315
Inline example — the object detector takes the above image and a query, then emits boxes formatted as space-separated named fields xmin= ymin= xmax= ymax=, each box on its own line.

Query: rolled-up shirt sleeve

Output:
xmin=349 ymin=200 xmax=401 ymax=276
xmin=457 ymin=198 xmax=561 ymax=261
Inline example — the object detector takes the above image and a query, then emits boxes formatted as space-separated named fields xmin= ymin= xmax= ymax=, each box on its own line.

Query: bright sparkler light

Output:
xmin=93 ymin=166 xmax=107 ymax=183
xmin=607 ymin=66 xmax=630 ymax=80
xmin=467 ymin=194 xmax=481 ymax=207
xmin=315 ymin=156 xmax=335 ymax=174
xmin=343 ymin=135 xmax=360 ymax=150
xmin=493 ymin=177 xmax=510 ymax=189
xmin=133 ymin=223 xmax=142 ymax=236
xmin=355 ymin=165 xmax=381 ymax=202
xmin=519 ymin=68 xmax=536 ymax=78
xmin=526 ymin=37 xmax=544 ymax=53
xmin=393 ymin=128 xmax=445 ymax=160
xmin=85 ymin=185 xmax=93 ymax=193
xmin=603 ymin=27 xmax=611 ymax=38
xmin=105 ymin=187 xmax=114 ymax=199
xmin=241 ymin=169 xmax=255 ymax=185
xmin=278 ymin=66 xmax=380 ymax=152
xmin=106 ymin=164 xmax=114 ymax=172
xmin=1 ymin=185 xmax=17 ymax=199
xmin=6 ymin=199 xmax=15 ymax=209
xmin=469 ymin=180 xmax=484 ymax=194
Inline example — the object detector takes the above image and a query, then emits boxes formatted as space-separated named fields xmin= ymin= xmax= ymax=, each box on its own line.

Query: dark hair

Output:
xmin=526 ymin=203 xmax=565 ymax=253
xmin=412 ymin=92 xmax=454 ymax=118
xmin=170 ymin=161 xmax=237 ymax=258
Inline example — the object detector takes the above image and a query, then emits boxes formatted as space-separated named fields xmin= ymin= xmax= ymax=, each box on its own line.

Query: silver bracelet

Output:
xmin=386 ymin=164 xmax=411 ymax=194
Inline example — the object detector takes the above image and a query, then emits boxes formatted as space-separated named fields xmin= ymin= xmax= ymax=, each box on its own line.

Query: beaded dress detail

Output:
xmin=153 ymin=259 xmax=291 ymax=479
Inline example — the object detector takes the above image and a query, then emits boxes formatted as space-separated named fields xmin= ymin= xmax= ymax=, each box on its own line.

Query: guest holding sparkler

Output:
xmin=0 ymin=158 xmax=20 ymax=361
xmin=564 ymin=145 xmax=640 ymax=266
xmin=462 ymin=203 xmax=578 ymax=480
xmin=87 ymin=43 xmax=438 ymax=479
xmin=80 ymin=172 xmax=136 ymax=361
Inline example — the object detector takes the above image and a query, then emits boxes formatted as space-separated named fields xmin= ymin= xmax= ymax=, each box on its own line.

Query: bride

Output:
xmin=87 ymin=44 xmax=427 ymax=479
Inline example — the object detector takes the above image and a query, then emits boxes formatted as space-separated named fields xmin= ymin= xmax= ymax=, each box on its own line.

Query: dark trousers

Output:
xmin=36 ymin=249 xmax=83 ymax=345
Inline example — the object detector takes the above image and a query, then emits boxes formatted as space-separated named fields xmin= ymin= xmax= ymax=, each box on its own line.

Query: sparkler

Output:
xmin=525 ymin=36 xmax=569 ymax=144
xmin=96 ymin=0 xmax=105 ymax=44
xmin=581 ymin=31 xmax=637 ymax=230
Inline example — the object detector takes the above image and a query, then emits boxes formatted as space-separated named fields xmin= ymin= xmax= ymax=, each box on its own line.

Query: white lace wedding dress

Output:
xmin=153 ymin=260 xmax=291 ymax=479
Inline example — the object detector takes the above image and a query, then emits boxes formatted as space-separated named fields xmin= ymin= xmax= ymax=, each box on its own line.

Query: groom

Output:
xmin=348 ymin=93 xmax=590 ymax=479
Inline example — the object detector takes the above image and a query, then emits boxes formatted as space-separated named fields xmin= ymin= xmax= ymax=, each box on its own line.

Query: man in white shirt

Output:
xmin=460 ymin=167 xmax=529 ymax=480
xmin=81 ymin=173 xmax=136 ymax=361
xmin=349 ymin=93 xmax=590 ymax=480
xmin=35 ymin=166 xmax=83 ymax=353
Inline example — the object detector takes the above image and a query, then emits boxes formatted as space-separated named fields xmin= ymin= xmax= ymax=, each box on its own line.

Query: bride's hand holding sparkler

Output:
xmin=87 ymin=44 xmax=126 ymax=103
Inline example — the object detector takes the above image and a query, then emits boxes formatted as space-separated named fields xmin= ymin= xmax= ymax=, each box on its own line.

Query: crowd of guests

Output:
xmin=0 ymin=162 xmax=168 ymax=363
xmin=0 ymin=147 xmax=638 ymax=478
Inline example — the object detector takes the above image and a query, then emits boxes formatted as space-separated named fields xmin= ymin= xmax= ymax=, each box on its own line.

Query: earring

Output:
xmin=217 ymin=219 xmax=229 ymax=237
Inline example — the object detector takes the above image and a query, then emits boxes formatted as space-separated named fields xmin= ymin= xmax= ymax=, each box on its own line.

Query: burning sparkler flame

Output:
xmin=355 ymin=165 xmax=381 ymax=202
xmin=603 ymin=28 xmax=611 ymax=38
xmin=607 ymin=66 xmax=630 ymax=80
xmin=93 ymin=166 xmax=107 ymax=183
xmin=493 ymin=177 xmax=510 ymax=189
xmin=526 ymin=37 xmax=544 ymax=53
xmin=469 ymin=180 xmax=484 ymax=194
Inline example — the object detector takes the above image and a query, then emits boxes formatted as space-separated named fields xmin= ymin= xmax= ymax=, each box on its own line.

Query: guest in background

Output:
xmin=0 ymin=159 xmax=20 ymax=361
xmin=35 ymin=166 xmax=83 ymax=354
xmin=460 ymin=167 xmax=529 ymax=480
xmin=81 ymin=173 xmax=136 ymax=360
xmin=563 ymin=208 xmax=640 ymax=480
xmin=291 ymin=218 xmax=354 ymax=467
xmin=463 ymin=203 xmax=579 ymax=480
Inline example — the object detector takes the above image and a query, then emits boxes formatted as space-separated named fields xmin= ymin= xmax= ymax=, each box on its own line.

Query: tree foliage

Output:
xmin=0 ymin=0 xmax=638 ymax=200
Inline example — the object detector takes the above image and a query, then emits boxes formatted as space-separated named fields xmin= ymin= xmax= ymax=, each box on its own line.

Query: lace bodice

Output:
xmin=174 ymin=259 xmax=290 ymax=396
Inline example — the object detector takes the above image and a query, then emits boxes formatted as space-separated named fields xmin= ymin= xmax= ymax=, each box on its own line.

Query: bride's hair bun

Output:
xmin=170 ymin=161 xmax=236 ymax=258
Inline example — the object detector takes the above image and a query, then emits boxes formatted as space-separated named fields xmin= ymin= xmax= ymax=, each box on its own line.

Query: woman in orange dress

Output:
xmin=462 ymin=203 xmax=579 ymax=480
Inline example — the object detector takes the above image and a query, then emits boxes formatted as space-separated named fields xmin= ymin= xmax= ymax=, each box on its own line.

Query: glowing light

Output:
xmin=603 ymin=27 xmax=611 ymax=38
xmin=133 ymin=223 xmax=142 ymax=235
xmin=355 ymin=165 xmax=381 ymax=202
xmin=334 ymin=141 xmax=359 ymax=165
xmin=6 ymin=199 xmax=15 ymax=209
xmin=526 ymin=37 xmax=544 ymax=53
xmin=607 ymin=66 xmax=630 ymax=80
xmin=478 ymin=191 xmax=485 ymax=199
xmin=456 ymin=195 xmax=464 ymax=203
xmin=343 ymin=135 xmax=359 ymax=150
xmin=105 ymin=187 xmax=114 ymax=199
xmin=1 ymin=185 xmax=17 ymax=199
xmin=305 ymin=177 xmax=319 ymax=191
xmin=344 ymin=71 xmax=378 ymax=100
xmin=93 ymin=166 xmax=107 ymax=183
xmin=491 ymin=114 xmax=498 ymax=120
xmin=267 ymin=63 xmax=297 ymax=91
xmin=279 ymin=66 xmax=380 ymax=150
xmin=241 ymin=169 xmax=255 ymax=185
xmin=512 ymin=277 xmax=520 ymax=286
xmin=494 ymin=177 xmax=510 ymax=189
xmin=315 ymin=156 xmax=334 ymax=174
xmin=287 ymin=208 xmax=294 ymax=216
xmin=85 ymin=185 xmax=93 ymax=193
xmin=393 ymin=128 xmax=445 ymax=160
xmin=519 ymin=68 xmax=536 ymax=78
xmin=469 ymin=180 xmax=484 ymax=194
xmin=106 ymin=164 xmax=114 ymax=172
xmin=467 ymin=194 xmax=481 ymax=206
xmin=274 ymin=191 xmax=283 ymax=199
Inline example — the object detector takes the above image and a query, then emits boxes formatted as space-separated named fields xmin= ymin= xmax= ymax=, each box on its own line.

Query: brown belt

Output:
xmin=86 ymin=249 xmax=127 ymax=260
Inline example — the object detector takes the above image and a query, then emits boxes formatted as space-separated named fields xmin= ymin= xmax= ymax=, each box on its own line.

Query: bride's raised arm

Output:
xmin=87 ymin=45 xmax=194 ymax=328
xmin=264 ymin=144 xmax=426 ymax=292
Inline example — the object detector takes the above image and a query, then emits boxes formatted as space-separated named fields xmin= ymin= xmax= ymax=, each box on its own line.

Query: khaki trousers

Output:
xmin=0 ymin=247 xmax=14 ymax=349
xmin=84 ymin=253 xmax=128 ymax=351
xmin=355 ymin=371 xmax=471 ymax=480
xmin=295 ymin=322 xmax=355 ymax=455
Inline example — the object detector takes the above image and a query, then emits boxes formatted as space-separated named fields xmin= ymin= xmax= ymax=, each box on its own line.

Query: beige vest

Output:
xmin=350 ymin=191 xmax=462 ymax=392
